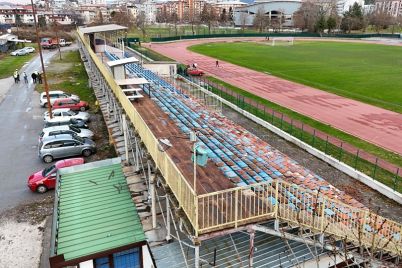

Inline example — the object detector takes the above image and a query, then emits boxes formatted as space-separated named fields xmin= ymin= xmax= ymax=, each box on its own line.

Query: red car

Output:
xmin=52 ymin=98 xmax=89 ymax=111
xmin=27 ymin=158 xmax=84 ymax=193
xmin=187 ymin=68 xmax=204 ymax=76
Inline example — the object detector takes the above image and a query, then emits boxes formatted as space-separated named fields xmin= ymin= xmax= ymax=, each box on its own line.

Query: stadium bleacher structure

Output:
xmin=104 ymin=52 xmax=402 ymax=242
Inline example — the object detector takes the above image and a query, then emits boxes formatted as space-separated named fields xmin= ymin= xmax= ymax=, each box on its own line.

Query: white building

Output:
xmin=375 ymin=0 xmax=402 ymax=17
xmin=135 ymin=0 xmax=157 ymax=24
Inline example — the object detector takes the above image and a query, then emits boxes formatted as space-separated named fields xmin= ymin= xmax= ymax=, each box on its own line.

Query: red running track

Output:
xmin=146 ymin=38 xmax=402 ymax=156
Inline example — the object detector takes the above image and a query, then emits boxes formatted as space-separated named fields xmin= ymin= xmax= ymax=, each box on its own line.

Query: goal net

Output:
xmin=271 ymin=37 xmax=294 ymax=46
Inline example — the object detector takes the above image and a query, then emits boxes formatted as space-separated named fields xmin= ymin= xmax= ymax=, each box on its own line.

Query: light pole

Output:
xmin=31 ymin=0 xmax=52 ymax=118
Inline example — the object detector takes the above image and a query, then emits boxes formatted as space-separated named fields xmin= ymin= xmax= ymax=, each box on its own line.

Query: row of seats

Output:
xmin=104 ymin=52 xmax=400 ymax=241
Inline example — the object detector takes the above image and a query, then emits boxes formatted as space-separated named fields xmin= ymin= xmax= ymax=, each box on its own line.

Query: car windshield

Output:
xmin=42 ymin=164 xmax=56 ymax=177
xmin=69 ymin=125 xmax=81 ymax=133
xmin=67 ymin=110 xmax=78 ymax=116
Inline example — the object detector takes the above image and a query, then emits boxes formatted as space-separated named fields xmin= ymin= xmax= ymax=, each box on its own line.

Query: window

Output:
xmin=94 ymin=257 xmax=110 ymax=268
xmin=63 ymin=140 xmax=76 ymax=147
xmin=113 ymin=248 xmax=140 ymax=268
xmin=44 ymin=141 xmax=63 ymax=149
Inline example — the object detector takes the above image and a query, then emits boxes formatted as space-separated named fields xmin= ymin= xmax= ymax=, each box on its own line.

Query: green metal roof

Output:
xmin=51 ymin=158 xmax=146 ymax=262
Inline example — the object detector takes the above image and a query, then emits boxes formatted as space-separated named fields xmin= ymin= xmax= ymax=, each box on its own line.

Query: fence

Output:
xmin=150 ymin=33 xmax=401 ymax=42
xmin=77 ymin=29 xmax=402 ymax=256
xmin=185 ymin=75 xmax=402 ymax=193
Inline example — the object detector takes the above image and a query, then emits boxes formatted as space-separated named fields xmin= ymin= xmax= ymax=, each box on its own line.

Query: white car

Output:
xmin=44 ymin=108 xmax=90 ymax=123
xmin=39 ymin=125 xmax=94 ymax=142
xmin=24 ymin=47 xmax=35 ymax=53
xmin=40 ymin=90 xmax=79 ymax=107
xmin=10 ymin=49 xmax=27 ymax=56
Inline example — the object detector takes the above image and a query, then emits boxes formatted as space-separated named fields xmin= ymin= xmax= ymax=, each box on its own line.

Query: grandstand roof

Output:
xmin=79 ymin=24 xmax=127 ymax=34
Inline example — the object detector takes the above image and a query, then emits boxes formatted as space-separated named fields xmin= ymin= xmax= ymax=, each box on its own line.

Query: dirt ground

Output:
xmin=222 ymin=105 xmax=402 ymax=223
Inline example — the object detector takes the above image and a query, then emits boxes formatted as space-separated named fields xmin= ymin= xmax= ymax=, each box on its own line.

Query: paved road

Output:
xmin=0 ymin=50 xmax=58 ymax=213
xmin=147 ymin=38 xmax=402 ymax=155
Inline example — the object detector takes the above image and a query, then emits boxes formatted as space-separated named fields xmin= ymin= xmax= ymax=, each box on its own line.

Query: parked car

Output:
xmin=44 ymin=108 xmax=90 ymax=123
xmin=40 ymin=125 xmax=94 ymax=142
xmin=52 ymin=98 xmax=88 ymax=111
xmin=27 ymin=158 xmax=84 ymax=193
xmin=40 ymin=90 xmax=79 ymax=108
xmin=10 ymin=49 xmax=28 ymax=56
xmin=38 ymin=134 xmax=96 ymax=163
xmin=44 ymin=118 xmax=88 ymax=129
xmin=187 ymin=68 xmax=204 ymax=76
xmin=24 ymin=46 xmax=35 ymax=53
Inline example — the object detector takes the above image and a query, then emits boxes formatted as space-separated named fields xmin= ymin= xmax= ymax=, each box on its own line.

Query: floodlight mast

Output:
xmin=31 ymin=0 xmax=52 ymax=118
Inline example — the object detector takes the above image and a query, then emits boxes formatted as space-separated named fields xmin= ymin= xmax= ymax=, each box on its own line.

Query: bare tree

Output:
xmin=293 ymin=1 xmax=321 ymax=32
xmin=253 ymin=7 xmax=269 ymax=33
xmin=135 ymin=12 xmax=147 ymax=38
xmin=111 ymin=10 xmax=135 ymax=29
xmin=239 ymin=11 xmax=248 ymax=31
xmin=200 ymin=3 xmax=217 ymax=34
xmin=169 ymin=11 xmax=179 ymax=36
xmin=369 ymin=10 xmax=392 ymax=33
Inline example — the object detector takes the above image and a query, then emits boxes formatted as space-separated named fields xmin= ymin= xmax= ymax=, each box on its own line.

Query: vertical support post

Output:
xmin=274 ymin=219 xmax=279 ymax=232
xmin=249 ymin=230 xmax=255 ymax=268
xmin=166 ymin=196 xmax=171 ymax=241
xmin=234 ymin=189 xmax=239 ymax=229
xmin=194 ymin=243 xmax=200 ymax=268
xmin=301 ymin=123 xmax=304 ymax=141
xmin=373 ymin=158 xmax=378 ymax=179
xmin=271 ymin=110 xmax=275 ymax=124
xmin=122 ymin=115 xmax=129 ymax=164
xmin=320 ymin=197 xmax=326 ymax=233
xmin=151 ymin=174 xmax=157 ymax=229
xmin=339 ymin=142 xmax=343 ymax=161
xmin=280 ymin=113 xmax=284 ymax=129
xmin=394 ymin=168 xmax=399 ymax=191
xmin=354 ymin=150 xmax=360 ymax=169
xmin=312 ymin=129 xmax=316 ymax=146
xmin=324 ymin=136 xmax=329 ymax=154
xmin=290 ymin=119 xmax=293 ymax=134
xmin=274 ymin=180 xmax=279 ymax=218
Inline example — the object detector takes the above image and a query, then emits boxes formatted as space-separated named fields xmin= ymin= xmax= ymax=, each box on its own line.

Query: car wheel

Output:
xmin=36 ymin=185 xmax=48 ymax=194
xmin=43 ymin=155 xmax=53 ymax=163
xmin=80 ymin=106 xmax=86 ymax=111
xmin=44 ymin=103 xmax=49 ymax=108
xmin=82 ymin=149 xmax=92 ymax=157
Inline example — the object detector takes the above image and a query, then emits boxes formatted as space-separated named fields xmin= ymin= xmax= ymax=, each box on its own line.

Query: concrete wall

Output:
xmin=143 ymin=63 xmax=177 ymax=77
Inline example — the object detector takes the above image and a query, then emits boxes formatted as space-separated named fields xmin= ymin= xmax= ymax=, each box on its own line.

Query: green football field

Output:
xmin=189 ymin=41 xmax=402 ymax=113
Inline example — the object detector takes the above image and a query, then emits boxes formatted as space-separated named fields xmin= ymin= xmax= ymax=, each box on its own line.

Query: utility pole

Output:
xmin=51 ymin=7 xmax=62 ymax=60
xmin=31 ymin=0 xmax=52 ymax=118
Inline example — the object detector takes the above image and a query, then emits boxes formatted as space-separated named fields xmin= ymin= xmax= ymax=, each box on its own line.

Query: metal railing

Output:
xmin=77 ymin=30 xmax=402 ymax=256
xmin=185 ymin=75 xmax=402 ymax=193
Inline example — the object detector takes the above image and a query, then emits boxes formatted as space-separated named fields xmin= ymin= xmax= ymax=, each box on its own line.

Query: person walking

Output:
xmin=13 ymin=69 xmax=19 ymax=84
xmin=216 ymin=60 xmax=219 ymax=67
xmin=38 ymin=72 xmax=43 ymax=84
xmin=23 ymin=72 xmax=28 ymax=84
xmin=35 ymin=71 xmax=40 ymax=84
xmin=31 ymin=72 xmax=37 ymax=83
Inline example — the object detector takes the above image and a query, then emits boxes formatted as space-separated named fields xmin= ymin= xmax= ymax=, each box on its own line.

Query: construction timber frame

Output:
xmin=77 ymin=30 xmax=402 ymax=259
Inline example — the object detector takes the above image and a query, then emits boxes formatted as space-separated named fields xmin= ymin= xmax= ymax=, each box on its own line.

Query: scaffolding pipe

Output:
xmin=249 ymin=230 xmax=255 ymax=268
xmin=122 ymin=115 xmax=129 ymax=163
xmin=151 ymin=174 xmax=157 ymax=229
xmin=166 ymin=197 xmax=171 ymax=241
xmin=194 ymin=244 xmax=200 ymax=268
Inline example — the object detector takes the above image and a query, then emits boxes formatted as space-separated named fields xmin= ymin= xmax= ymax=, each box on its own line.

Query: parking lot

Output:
xmin=0 ymin=50 xmax=56 ymax=213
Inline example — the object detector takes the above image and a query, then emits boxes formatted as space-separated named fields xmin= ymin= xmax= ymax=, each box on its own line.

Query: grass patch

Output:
xmin=36 ymin=50 xmax=96 ymax=108
xmin=206 ymin=76 xmax=402 ymax=168
xmin=129 ymin=44 xmax=173 ymax=61
xmin=189 ymin=41 xmax=402 ymax=113
xmin=0 ymin=48 xmax=37 ymax=79
xmin=197 ymin=76 xmax=402 ymax=192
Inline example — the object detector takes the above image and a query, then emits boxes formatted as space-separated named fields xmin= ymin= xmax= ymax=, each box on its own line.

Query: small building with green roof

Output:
xmin=49 ymin=158 xmax=153 ymax=268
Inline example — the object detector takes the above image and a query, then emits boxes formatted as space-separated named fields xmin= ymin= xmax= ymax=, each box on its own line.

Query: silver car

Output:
xmin=38 ymin=134 xmax=96 ymax=163
xmin=40 ymin=125 xmax=94 ymax=142
xmin=44 ymin=108 xmax=90 ymax=123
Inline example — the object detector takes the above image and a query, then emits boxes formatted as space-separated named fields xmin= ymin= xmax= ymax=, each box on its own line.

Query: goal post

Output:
xmin=271 ymin=37 xmax=294 ymax=46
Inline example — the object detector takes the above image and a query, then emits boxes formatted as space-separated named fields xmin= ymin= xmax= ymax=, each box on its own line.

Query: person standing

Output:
xmin=38 ymin=72 xmax=43 ymax=84
xmin=23 ymin=72 xmax=28 ymax=84
xmin=31 ymin=72 xmax=37 ymax=83
xmin=216 ymin=60 xmax=219 ymax=67
xmin=13 ymin=69 xmax=19 ymax=83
